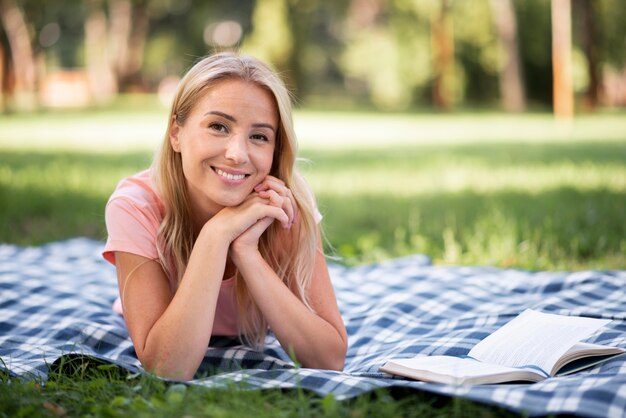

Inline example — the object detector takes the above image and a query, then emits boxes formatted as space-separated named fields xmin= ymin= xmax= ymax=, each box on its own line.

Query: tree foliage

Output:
xmin=0 ymin=0 xmax=624 ymax=112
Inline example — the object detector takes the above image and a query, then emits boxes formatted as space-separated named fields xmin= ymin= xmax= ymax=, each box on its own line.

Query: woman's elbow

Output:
xmin=142 ymin=359 xmax=196 ymax=381
xmin=324 ymin=355 xmax=346 ymax=372
xmin=305 ymin=340 xmax=347 ymax=371
xmin=317 ymin=352 xmax=346 ymax=371
xmin=138 ymin=349 xmax=197 ymax=381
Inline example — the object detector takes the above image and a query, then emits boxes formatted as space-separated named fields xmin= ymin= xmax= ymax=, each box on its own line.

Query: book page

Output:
xmin=389 ymin=355 xmax=538 ymax=382
xmin=468 ymin=309 xmax=610 ymax=375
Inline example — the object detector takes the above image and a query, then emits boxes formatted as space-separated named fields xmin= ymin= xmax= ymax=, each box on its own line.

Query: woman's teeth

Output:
xmin=215 ymin=168 xmax=245 ymax=181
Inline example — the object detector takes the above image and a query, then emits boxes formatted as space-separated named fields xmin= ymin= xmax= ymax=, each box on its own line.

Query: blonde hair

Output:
xmin=152 ymin=52 xmax=318 ymax=347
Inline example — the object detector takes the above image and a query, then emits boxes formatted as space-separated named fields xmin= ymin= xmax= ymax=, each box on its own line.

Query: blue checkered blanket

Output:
xmin=1 ymin=239 xmax=625 ymax=418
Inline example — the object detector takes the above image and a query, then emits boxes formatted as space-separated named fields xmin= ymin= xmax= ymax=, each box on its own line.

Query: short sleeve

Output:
xmin=313 ymin=204 xmax=323 ymax=224
xmin=103 ymin=196 xmax=161 ymax=265
xmin=298 ymin=173 xmax=323 ymax=224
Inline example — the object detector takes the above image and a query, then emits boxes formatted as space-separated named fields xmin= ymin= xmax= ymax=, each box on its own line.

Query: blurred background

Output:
xmin=1 ymin=0 xmax=625 ymax=270
xmin=1 ymin=0 xmax=625 ymax=114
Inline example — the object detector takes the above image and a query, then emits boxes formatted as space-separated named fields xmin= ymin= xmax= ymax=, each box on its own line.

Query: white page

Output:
xmin=392 ymin=355 xmax=529 ymax=380
xmin=468 ymin=309 xmax=610 ymax=375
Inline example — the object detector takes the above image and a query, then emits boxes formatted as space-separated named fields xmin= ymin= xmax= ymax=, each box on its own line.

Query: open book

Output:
xmin=380 ymin=309 xmax=625 ymax=385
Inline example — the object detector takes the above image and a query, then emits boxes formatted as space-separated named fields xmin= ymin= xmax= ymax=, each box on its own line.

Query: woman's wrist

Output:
xmin=230 ymin=244 xmax=263 ymax=270
xmin=198 ymin=217 xmax=233 ymax=250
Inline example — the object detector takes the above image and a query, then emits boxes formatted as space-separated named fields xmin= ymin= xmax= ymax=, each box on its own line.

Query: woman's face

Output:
xmin=170 ymin=78 xmax=279 ymax=217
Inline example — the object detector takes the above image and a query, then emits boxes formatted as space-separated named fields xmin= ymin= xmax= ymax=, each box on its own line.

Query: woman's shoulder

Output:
xmin=108 ymin=169 xmax=164 ymax=214
xmin=103 ymin=169 xmax=163 ymax=267
xmin=293 ymin=171 xmax=322 ymax=224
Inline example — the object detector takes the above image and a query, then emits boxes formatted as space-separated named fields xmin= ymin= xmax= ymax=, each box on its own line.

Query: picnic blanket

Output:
xmin=1 ymin=238 xmax=625 ymax=418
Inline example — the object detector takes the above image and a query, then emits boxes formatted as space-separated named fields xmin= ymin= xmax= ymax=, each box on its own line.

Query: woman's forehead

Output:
xmin=192 ymin=79 xmax=278 ymax=119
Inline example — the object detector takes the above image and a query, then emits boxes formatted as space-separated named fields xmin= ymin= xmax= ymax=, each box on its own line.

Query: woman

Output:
xmin=103 ymin=52 xmax=347 ymax=380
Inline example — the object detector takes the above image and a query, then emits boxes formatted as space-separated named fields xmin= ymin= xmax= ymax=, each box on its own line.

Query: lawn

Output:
xmin=1 ymin=102 xmax=625 ymax=416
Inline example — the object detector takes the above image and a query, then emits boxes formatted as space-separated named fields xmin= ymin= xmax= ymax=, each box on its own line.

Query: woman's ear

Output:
xmin=170 ymin=117 xmax=181 ymax=152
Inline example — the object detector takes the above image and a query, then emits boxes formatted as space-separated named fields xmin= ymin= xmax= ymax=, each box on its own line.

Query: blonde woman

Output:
xmin=103 ymin=52 xmax=347 ymax=380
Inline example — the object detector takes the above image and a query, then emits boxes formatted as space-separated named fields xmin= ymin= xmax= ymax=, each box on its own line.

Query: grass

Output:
xmin=0 ymin=362 xmax=518 ymax=418
xmin=305 ymin=141 xmax=626 ymax=269
xmin=1 ymin=103 xmax=625 ymax=416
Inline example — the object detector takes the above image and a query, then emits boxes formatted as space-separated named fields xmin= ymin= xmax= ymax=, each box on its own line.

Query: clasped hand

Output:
xmin=212 ymin=175 xmax=298 ymax=254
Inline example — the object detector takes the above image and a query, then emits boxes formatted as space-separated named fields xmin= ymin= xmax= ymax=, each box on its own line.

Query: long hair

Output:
xmin=152 ymin=52 xmax=318 ymax=347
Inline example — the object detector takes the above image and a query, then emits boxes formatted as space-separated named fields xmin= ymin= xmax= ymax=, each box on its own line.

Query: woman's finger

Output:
xmin=258 ymin=189 xmax=292 ymax=228
xmin=254 ymin=175 xmax=285 ymax=192
xmin=255 ymin=199 xmax=289 ymax=226
xmin=254 ymin=177 xmax=298 ymax=227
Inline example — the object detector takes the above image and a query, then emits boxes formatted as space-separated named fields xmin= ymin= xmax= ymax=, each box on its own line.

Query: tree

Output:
xmin=0 ymin=0 xmax=37 ymax=110
xmin=242 ymin=0 xmax=294 ymax=88
xmin=431 ymin=0 xmax=455 ymax=110
xmin=551 ymin=0 xmax=574 ymax=118
xmin=109 ymin=0 xmax=150 ymax=90
xmin=576 ymin=0 xmax=601 ymax=109
xmin=84 ymin=0 xmax=116 ymax=102
xmin=489 ymin=0 xmax=525 ymax=111
xmin=0 ymin=25 xmax=8 ymax=111
xmin=84 ymin=0 xmax=151 ymax=102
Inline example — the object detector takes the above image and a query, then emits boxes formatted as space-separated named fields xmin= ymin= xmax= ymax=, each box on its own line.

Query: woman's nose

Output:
xmin=224 ymin=135 xmax=248 ymax=164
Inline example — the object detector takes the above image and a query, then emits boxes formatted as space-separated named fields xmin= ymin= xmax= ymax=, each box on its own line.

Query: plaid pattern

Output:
xmin=1 ymin=239 xmax=625 ymax=418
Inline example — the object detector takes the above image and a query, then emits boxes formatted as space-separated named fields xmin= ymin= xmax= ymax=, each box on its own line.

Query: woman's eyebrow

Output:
xmin=204 ymin=110 xmax=276 ymax=132
xmin=204 ymin=110 xmax=235 ymax=122
xmin=252 ymin=123 xmax=276 ymax=133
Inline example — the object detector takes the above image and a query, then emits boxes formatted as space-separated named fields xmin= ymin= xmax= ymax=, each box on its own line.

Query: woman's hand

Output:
xmin=230 ymin=176 xmax=298 ymax=255
xmin=253 ymin=176 xmax=299 ymax=229
xmin=206 ymin=191 xmax=287 ymax=246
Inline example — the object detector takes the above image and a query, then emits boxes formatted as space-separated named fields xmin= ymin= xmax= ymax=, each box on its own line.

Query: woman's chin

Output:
xmin=215 ymin=193 xmax=249 ymax=208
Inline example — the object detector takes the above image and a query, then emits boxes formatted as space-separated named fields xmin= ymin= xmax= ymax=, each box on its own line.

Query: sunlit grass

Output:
xmin=2 ymin=97 xmax=626 ymax=151
xmin=295 ymin=110 xmax=626 ymax=148
xmin=0 ymin=153 xmax=150 ymax=197
xmin=305 ymin=163 xmax=626 ymax=195
xmin=0 ymin=112 xmax=166 ymax=152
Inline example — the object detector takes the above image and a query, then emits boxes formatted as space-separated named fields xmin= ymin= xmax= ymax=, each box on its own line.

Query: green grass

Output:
xmin=1 ymin=360 xmax=519 ymax=418
xmin=303 ymin=140 xmax=626 ymax=269
xmin=1 ymin=105 xmax=625 ymax=416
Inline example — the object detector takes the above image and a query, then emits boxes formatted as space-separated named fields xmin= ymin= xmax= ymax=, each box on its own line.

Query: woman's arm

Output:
xmin=115 ymin=194 xmax=291 ymax=380
xmin=114 ymin=223 xmax=227 ymax=380
xmin=231 ymin=223 xmax=348 ymax=370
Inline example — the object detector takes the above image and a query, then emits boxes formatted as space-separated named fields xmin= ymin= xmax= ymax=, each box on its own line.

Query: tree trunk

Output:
xmin=551 ymin=0 xmax=574 ymax=119
xmin=0 ymin=34 xmax=6 ymax=112
xmin=490 ymin=0 xmax=526 ymax=112
xmin=0 ymin=0 xmax=37 ymax=110
xmin=85 ymin=0 xmax=117 ymax=102
xmin=578 ymin=0 xmax=601 ymax=110
xmin=122 ymin=2 xmax=149 ymax=89
xmin=431 ymin=0 xmax=455 ymax=110
xmin=108 ymin=0 xmax=131 ymax=77
xmin=106 ymin=0 xmax=149 ymax=91
xmin=85 ymin=0 xmax=149 ymax=96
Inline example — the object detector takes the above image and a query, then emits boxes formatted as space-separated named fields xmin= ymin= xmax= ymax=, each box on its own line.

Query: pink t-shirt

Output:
xmin=103 ymin=169 xmax=320 ymax=337
xmin=103 ymin=169 xmax=240 ymax=335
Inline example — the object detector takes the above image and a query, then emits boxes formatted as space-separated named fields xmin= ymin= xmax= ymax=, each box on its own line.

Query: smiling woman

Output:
xmin=101 ymin=52 xmax=347 ymax=380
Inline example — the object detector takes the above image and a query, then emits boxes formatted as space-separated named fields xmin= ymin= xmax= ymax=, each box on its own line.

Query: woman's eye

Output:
xmin=209 ymin=123 xmax=227 ymax=133
xmin=251 ymin=134 xmax=269 ymax=142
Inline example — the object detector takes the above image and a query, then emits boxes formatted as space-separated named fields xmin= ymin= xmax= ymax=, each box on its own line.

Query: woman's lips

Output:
xmin=212 ymin=166 xmax=249 ymax=183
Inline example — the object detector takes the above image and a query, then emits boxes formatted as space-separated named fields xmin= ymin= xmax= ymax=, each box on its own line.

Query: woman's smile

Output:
xmin=212 ymin=166 xmax=249 ymax=184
